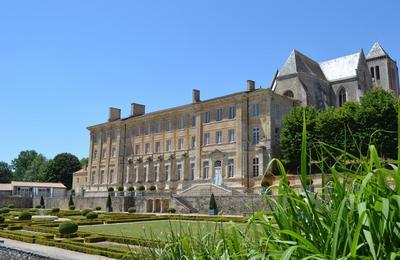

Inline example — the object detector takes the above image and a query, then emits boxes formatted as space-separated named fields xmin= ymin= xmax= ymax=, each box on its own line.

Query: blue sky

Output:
xmin=0 ymin=0 xmax=399 ymax=163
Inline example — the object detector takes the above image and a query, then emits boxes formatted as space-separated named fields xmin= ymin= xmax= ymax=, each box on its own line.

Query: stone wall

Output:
xmin=33 ymin=196 xmax=135 ymax=212
xmin=0 ymin=197 xmax=33 ymax=208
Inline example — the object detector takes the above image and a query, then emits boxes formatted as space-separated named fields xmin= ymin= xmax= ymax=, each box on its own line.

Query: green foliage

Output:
xmin=59 ymin=221 xmax=78 ymax=234
xmin=86 ymin=212 xmax=98 ymax=219
xmin=18 ymin=211 xmax=32 ymax=220
xmin=209 ymin=193 xmax=217 ymax=210
xmin=95 ymin=206 xmax=102 ymax=210
xmin=107 ymin=187 xmax=114 ymax=192
xmin=167 ymin=208 xmax=176 ymax=213
xmin=51 ymin=208 xmax=60 ymax=213
xmin=11 ymin=150 xmax=48 ymax=181
xmin=149 ymin=185 xmax=156 ymax=191
xmin=117 ymin=186 xmax=124 ymax=192
xmin=128 ymin=207 xmax=136 ymax=213
xmin=0 ymin=161 xmax=12 ymax=183
xmin=138 ymin=185 xmax=145 ymax=191
xmin=0 ymin=208 xmax=10 ymax=214
xmin=106 ymin=194 xmax=112 ymax=210
xmin=127 ymin=186 xmax=134 ymax=191
xmin=281 ymin=88 xmax=398 ymax=171
xmin=79 ymin=157 xmax=89 ymax=168
xmin=7 ymin=204 xmax=15 ymax=209
xmin=81 ymin=209 xmax=92 ymax=216
xmin=0 ymin=215 xmax=4 ymax=223
xmin=69 ymin=205 xmax=75 ymax=210
xmin=42 ymin=153 xmax=81 ymax=189
xmin=35 ymin=205 xmax=41 ymax=209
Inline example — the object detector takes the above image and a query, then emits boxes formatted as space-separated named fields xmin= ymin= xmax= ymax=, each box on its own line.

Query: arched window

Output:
xmin=338 ymin=88 xmax=346 ymax=107
xmin=283 ymin=90 xmax=294 ymax=98
xmin=214 ymin=160 xmax=222 ymax=167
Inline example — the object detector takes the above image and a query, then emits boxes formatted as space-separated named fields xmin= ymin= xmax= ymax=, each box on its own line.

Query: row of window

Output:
xmin=370 ymin=66 xmax=381 ymax=80
xmin=91 ymin=169 xmax=116 ymax=185
xmin=93 ymin=129 xmax=118 ymax=144
xmin=93 ymin=147 xmax=117 ymax=160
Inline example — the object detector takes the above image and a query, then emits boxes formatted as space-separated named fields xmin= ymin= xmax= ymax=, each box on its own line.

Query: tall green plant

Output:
xmin=40 ymin=195 xmax=45 ymax=209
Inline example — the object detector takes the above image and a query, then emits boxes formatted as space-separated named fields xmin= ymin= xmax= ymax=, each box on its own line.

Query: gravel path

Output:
xmin=0 ymin=238 xmax=113 ymax=260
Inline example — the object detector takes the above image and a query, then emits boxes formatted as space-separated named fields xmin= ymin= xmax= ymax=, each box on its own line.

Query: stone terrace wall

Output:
xmin=33 ymin=196 xmax=135 ymax=212
xmin=0 ymin=197 xmax=33 ymax=208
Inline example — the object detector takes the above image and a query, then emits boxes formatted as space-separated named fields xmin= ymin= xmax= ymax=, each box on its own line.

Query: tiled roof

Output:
xmin=0 ymin=183 xmax=12 ymax=191
xmin=319 ymin=52 xmax=361 ymax=82
xmin=366 ymin=42 xmax=388 ymax=59
xmin=11 ymin=181 xmax=66 ymax=189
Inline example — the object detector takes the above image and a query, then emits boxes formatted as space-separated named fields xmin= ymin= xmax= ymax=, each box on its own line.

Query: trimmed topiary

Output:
xmin=209 ymin=193 xmax=218 ymax=215
xmin=68 ymin=194 xmax=74 ymax=208
xmin=95 ymin=206 xmax=101 ymax=211
xmin=138 ymin=185 xmax=145 ymax=191
xmin=81 ymin=209 xmax=92 ymax=216
xmin=35 ymin=205 xmax=41 ymax=209
xmin=19 ymin=211 xmax=32 ymax=220
xmin=7 ymin=204 xmax=15 ymax=209
xmin=0 ymin=208 xmax=10 ymax=214
xmin=59 ymin=221 xmax=78 ymax=235
xmin=86 ymin=212 xmax=98 ymax=219
xmin=69 ymin=205 xmax=75 ymax=210
xmin=149 ymin=185 xmax=156 ymax=191
xmin=106 ymin=194 xmax=112 ymax=212
xmin=40 ymin=195 xmax=45 ymax=209
xmin=0 ymin=215 xmax=5 ymax=223
xmin=117 ymin=186 xmax=124 ymax=192
xmin=167 ymin=208 xmax=176 ymax=213
xmin=128 ymin=207 xmax=136 ymax=213
xmin=127 ymin=186 xmax=134 ymax=192
xmin=108 ymin=187 xmax=114 ymax=192
xmin=51 ymin=208 xmax=60 ymax=214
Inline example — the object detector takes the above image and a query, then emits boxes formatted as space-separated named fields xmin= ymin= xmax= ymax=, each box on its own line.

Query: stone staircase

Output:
xmin=172 ymin=196 xmax=199 ymax=213
xmin=178 ymin=183 xmax=240 ymax=197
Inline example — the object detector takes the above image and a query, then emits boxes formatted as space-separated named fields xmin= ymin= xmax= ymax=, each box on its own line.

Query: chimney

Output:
xmin=108 ymin=107 xmax=121 ymax=121
xmin=192 ymin=89 xmax=200 ymax=103
xmin=130 ymin=103 xmax=145 ymax=117
xmin=247 ymin=80 xmax=255 ymax=91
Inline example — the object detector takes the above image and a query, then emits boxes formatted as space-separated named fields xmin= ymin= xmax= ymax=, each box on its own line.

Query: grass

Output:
xmin=79 ymin=220 xmax=246 ymax=240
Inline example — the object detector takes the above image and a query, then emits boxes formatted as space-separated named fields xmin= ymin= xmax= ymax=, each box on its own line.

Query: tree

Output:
xmin=280 ymin=106 xmax=317 ymax=172
xmin=40 ymin=195 xmax=45 ymax=209
xmin=80 ymin=157 xmax=88 ymax=168
xmin=11 ymin=150 xmax=41 ymax=181
xmin=0 ymin=162 xmax=12 ymax=183
xmin=209 ymin=193 xmax=218 ymax=211
xmin=42 ymin=153 xmax=81 ymax=189
xmin=106 ymin=194 xmax=112 ymax=212
xmin=24 ymin=154 xmax=48 ymax=181
xmin=68 ymin=194 xmax=74 ymax=207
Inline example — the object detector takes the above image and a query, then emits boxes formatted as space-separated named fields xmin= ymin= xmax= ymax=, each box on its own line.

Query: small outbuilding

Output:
xmin=0 ymin=181 xmax=66 ymax=198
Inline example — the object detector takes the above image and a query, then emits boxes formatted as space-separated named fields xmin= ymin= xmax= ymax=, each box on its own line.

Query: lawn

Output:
xmin=79 ymin=220 xmax=245 ymax=240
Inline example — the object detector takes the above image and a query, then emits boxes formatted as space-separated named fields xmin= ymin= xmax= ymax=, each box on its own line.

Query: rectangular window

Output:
xmin=228 ymin=159 xmax=234 ymax=178
xmin=145 ymin=123 xmax=152 ymax=135
xmin=191 ymin=136 xmax=196 ymax=149
xmin=93 ymin=150 xmax=98 ymax=160
xmin=252 ymin=103 xmax=260 ymax=117
xmin=166 ymin=119 xmax=173 ymax=132
xmin=94 ymin=131 xmax=99 ymax=144
xmin=135 ymin=126 xmax=141 ymax=136
xmin=91 ymin=171 xmax=96 ymax=184
xmin=216 ymin=108 xmax=223 ymax=121
xmin=111 ymin=130 xmax=117 ymax=141
xmin=178 ymin=118 xmax=185 ymax=129
xmin=154 ymin=166 xmax=159 ymax=182
xmin=203 ymin=161 xmax=209 ymax=179
xmin=102 ymin=150 xmax=107 ymax=159
xmin=165 ymin=165 xmax=170 ymax=181
xmin=166 ymin=139 xmax=172 ymax=151
xmin=156 ymin=121 xmax=161 ymax=133
xmin=155 ymin=142 xmax=161 ymax=153
xmin=370 ymin=67 xmax=375 ymax=78
xmin=177 ymin=164 xmax=182 ymax=180
xmin=109 ymin=169 xmax=114 ymax=183
xmin=126 ymin=128 xmax=132 ymax=139
xmin=204 ymin=133 xmax=210 ymax=145
xmin=144 ymin=167 xmax=148 ymax=182
xmin=274 ymin=128 xmax=280 ymax=144
xmin=178 ymin=138 xmax=184 ymax=150
xmin=145 ymin=143 xmax=150 ymax=154
xmin=111 ymin=147 xmax=116 ymax=157
xmin=253 ymin=158 xmax=259 ymax=177
xmin=204 ymin=111 xmax=211 ymax=123
xmin=102 ymin=131 xmax=108 ymax=142
xmin=253 ymin=127 xmax=260 ymax=145
xmin=191 ymin=115 xmax=196 ymax=127
xmin=376 ymin=66 xmax=380 ymax=80
xmin=134 ymin=167 xmax=138 ymax=182
xmin=190 ymin=163 xmax=195 ymax=180
xmin=135 ymin=144 xmax=140 ymax=155
xmin=216 ymin=131 xmax=222 ymax=144
xmin=100 ymin=170 xmax=105 ymax=184
xmin=228 ymin=129 xmax=235 ymax=142
xmin=228 ymin=106 xmax=236 ymax=119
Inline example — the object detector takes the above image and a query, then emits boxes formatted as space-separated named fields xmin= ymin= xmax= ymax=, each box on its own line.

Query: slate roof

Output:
xmin=319 ymin=52 xmax=361 ymax=82
xmin=366 ymin=42 xmax=388 ymax=59
xmin=279 ymin=50 xmax=326 ymax=79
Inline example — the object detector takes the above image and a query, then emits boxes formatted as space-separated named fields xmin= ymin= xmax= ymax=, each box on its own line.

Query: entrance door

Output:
xmin=214 ymin=160 xmax=222 ymax=186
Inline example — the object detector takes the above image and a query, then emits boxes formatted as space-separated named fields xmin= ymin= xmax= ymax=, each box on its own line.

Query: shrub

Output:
xmin=149 ymin=185 xmax=156 ymax=191
xmin=69 ymin=205 xmax=75 ymax=210
xmin=117 ymin=186 xmax=124 ymax=192
xmin=167 ymin=208 xmax=176 ymax=213
xmin=95 ymin=206 xmax=101 ymax=211
xmin=0 ymin=215 xmax=4 ymax=223
xmin=0 ymin=208 xmax=10 ymax=214
xmin=209 ymin=193 xmax=217 ymax=211
xmin=19 ymin=211 xmax=32 ymax=220
xmin=35 ymin=205 xmax=41 ymax=209
xmin=106 ymin=194 xmax=112 ymax=212
xmin=81 ymin=209 xmax=92 ymax=216
xmin=108 ymin=187 xmax=114 ymax=192
xmin=68 ymin=194 xmax=74 ymax=207
xmin=128 ymin=186 xmax=134 ymax=192
xmin=51 ymin=208 xmax=60 ymax=214
xmin=86 ymin=212 xmax=98 ymax=220
xmin=128 ymin=207 xmax=136 ymax=213
xmin=40 ymin=195 xmax=45 ymax=208
xmin=7 ymin=204 xmax=15 ymax=209
xmin=138 ymin=185 xmax=145 ymax=191
xmin=59 ymin=221 xmax=78 ymax=235
xmin=261 ymin=176 xmax=272 ymax=187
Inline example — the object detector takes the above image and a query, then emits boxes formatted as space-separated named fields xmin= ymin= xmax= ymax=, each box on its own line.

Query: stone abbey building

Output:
xmin=73 ymin=43 xmax=399 ymax=213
